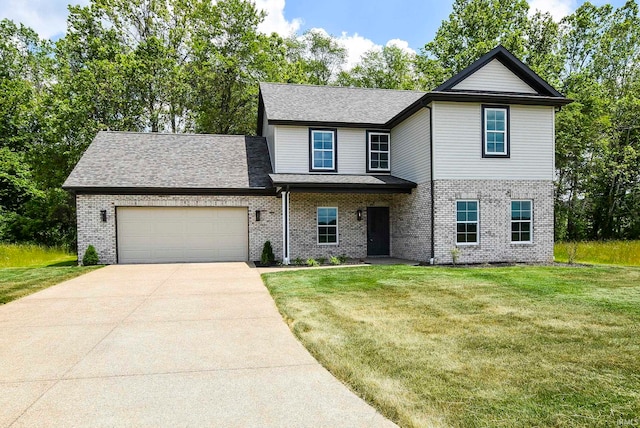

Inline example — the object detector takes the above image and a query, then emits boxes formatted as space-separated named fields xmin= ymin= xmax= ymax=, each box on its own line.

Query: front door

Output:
xmin=367 ymin=207 xmax=390 ymax=256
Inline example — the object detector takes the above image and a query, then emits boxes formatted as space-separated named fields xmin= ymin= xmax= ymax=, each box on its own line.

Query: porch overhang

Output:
xmin=269 ymin=173 xmax=416 ymax=194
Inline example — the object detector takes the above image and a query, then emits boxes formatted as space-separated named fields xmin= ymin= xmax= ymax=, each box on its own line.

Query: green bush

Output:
xmin=330 ymin=256 xmax=341 ymax=265
xmin=293 ymin=257 xmax=305 ymax=266
xmin=82 ymin=245 xmax=99 ymax=266
xmin=306 ymin=258 xmax=319 ymax=267
xmin=338 ymin=254 xmax=348 ymax=263
xmin=261 ymin=240 xmax=275 ymax=265
xmin=317 ymin=257 xmax=327 ymax=265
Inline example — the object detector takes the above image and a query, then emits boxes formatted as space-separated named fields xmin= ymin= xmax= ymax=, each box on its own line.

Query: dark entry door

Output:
xmin=367 ymin=207 xmax=390 ymax=256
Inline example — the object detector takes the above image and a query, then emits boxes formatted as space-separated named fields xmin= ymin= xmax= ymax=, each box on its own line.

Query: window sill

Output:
xmin=511 ymin=241 xmax=533 ymax=245
xmin=456 ymin=243 xmax=479 ymax=247
xmin=317 ymin=242 xmax=339 ymax=246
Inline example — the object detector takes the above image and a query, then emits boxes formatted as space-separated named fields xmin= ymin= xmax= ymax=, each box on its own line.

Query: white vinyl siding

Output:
xmin=273 ymin=126 xmax=308 ymax=173
xmin=390 ymin=107 xmax=431 ymax=183
xmin=117 ymin=207 xmax=248 ymax=263
xmin=338 ymin=128 xmax=367 ymax=174
xmin=274 ymin=125 xmax=367 ymax=174
xmin=263 ymin=114 xmax=275 ymax=170
xmin=452 ymin=59 xmax=538 ymax=94
xmin=432 ymin=102 xmax=554 ymax=180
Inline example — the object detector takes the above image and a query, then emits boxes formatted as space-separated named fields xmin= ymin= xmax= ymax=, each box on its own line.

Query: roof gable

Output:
xmin=451 ymin=58 xmax=537 ymax=94
xmin=434 ymin=45 xmax=563 ymax=97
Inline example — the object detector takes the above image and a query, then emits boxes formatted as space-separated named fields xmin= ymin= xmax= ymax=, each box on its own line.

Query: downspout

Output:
xmin=426 ymin=105 xmax=435 ymax=264
xmin=282 ymin=186 xmax=290 ymax=265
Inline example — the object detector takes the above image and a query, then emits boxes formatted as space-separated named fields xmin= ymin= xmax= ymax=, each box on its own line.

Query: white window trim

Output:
xmin=456 ymin=199 xmax=479 ymax=246
xmin=317 ymin=207 xmax=339 ymax=245
xmin=368 ymin=132 xmax=391 ymax=172
xmin=311 ymin=130 xmax=336 ymax=171
xmin=511 ymin=200 xmax=533 ymax=244
xmin=484 ymin=107 xmax=508 ymax=156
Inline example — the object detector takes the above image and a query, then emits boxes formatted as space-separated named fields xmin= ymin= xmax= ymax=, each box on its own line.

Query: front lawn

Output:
xmin=0 ymin=244 xmax=100 ymax=304
xmin=263 ymin=265 xmax=640 ymax=427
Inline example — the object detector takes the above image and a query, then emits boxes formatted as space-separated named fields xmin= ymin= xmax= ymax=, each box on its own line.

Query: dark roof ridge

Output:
xmin=259 ymin=81 xmax=427 ymax=95
xmin=97 ymin=130 xmax=259 ymax=138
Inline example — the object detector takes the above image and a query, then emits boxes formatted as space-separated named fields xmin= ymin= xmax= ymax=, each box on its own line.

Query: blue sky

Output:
xmin=0 ymin=0 xmax=628 ymax=66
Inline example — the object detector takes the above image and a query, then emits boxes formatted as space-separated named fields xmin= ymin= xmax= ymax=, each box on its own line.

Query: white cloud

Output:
xmin=529 ymin=0 xmax=576 ymax=20
xmin=255 ymin=0 xmax=301 ymax=37
xmin=385 ymin=39 xmax=416 ymax=55
xmin=0 ymin=0 xmax=89 ymax=39
xmin=335 ymin=31 xmax=378 ymax=69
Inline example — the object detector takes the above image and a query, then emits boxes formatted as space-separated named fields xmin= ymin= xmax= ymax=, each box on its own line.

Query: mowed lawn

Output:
xmin=0 ymin=244 xmax=100 ymax=304
xmin=263 ymin=265 xmax=640 ymax=427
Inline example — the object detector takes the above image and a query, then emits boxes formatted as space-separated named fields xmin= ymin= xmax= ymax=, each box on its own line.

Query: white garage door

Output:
xmin=116 ymin=207 xmax=248 ymax=263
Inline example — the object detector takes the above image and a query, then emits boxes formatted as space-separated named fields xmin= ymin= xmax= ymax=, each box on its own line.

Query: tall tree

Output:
xmin=337 ymin=45 xmax=417 ymax=90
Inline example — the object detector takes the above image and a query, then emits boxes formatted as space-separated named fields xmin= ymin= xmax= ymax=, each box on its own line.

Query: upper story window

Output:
xmin=511 ymin=200 xmax=532 ymax=243
xmin=482 ymin=105 xmax=509 ymax=158
xmin=309 ymin=128 xmax=337 ymax=172
xmin=456 ymin=200 xmax=478 ymax=245
xmin=367 ymin=131 xmax=390 ymax=172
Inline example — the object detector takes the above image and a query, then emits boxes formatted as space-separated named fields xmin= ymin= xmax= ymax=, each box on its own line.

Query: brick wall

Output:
xmin=288 ymin=193 xmax=394 ymax=260
xmin=76 ymin=194 xmax=282 ymax=264
xmin=391 ymin=185 xmax=432 ymax=262
xmin=432 ymin=179 xmax=554 ymax=264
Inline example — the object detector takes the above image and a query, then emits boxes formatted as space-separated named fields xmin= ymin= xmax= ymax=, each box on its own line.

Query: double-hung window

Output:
xmin=310 ymin=129 xmax=337 ymax=171
xmin=367 ymin=131 xmax=390 ymax=172
xmin=456 ymin=200 xmax=478 ymax=244
xmin=511 ymin=200 xmax=532 ymax=243
xmin=482 ymin=106 xmax=509 ymax=157
xmin=317 ymin=207 xmax=338 ymax=244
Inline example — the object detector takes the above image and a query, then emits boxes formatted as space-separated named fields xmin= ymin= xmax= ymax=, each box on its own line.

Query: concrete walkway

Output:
xmin=0 ymin=263 xmax=395 ymax=427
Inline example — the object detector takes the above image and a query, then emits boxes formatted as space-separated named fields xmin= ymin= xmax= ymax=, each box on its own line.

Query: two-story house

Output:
xmin=63 ymin=46 xmax=571 ymax=265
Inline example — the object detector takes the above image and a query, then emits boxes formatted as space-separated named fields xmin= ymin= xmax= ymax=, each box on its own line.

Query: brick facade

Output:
xmin=288 ymin=193 xmax=394 ymax=261
xmin=76 ymin=194 xmax=282 ymax=265
xmin=76 ymin=180 xmax=553 ymax=265
xmin=432 ymin=179 xmax=554 ymax=264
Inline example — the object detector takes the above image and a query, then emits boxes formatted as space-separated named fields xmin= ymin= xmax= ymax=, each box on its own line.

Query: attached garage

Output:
xmin=116 ymin=207 xmax=248 ymax=264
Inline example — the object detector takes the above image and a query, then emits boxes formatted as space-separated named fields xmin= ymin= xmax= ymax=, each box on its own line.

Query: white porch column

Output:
xmin=281 ymin=190 xmax=290 ymax=264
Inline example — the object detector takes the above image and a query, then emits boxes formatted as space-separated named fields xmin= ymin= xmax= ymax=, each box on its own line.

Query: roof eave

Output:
xmin=62 ymin=186 xmax=277 ymax=196
xmin=267 ymin=119 xmax=389 ymax=130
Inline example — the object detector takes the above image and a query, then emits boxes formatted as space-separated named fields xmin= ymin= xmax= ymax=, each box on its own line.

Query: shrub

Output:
xmin=82 ymin=245 xmax=99 ymax=266
xmin=306 ymin=258 xmax=319 ymax=267
xmin=293 ymin=257 xmax=305 ymax=266
xmin=450 ymin=247 xmax=461 ymax=265
xmin=261 ymin=240 xmax=275 ymax=265
xmin=317 ymin=257 xmax=327 ymax=265
xmin=330 ymin=256 xmax=341 ymax=265
xmin=338 ymin=254 xmax=348 ymax=263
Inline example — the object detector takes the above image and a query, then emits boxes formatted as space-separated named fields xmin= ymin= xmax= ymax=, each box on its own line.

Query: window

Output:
xmin=511 ymin=200 xmax=532 ymax=243
xmin=367 ymin=131 xmax=390 ymax=172
xmin=456 ymin=200 xmax=478 ymax=244
xmin=482 ymin=106 xmax=509 ymax=157
xmin=310 ymin=129 xmax=337 ymax=171
xmin=317 ymin=207 xmax=338 ymax=244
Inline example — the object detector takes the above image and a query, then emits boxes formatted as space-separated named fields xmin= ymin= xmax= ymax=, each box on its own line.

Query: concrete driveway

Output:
xmin=0 ymin=263 xmax=394 ymax=427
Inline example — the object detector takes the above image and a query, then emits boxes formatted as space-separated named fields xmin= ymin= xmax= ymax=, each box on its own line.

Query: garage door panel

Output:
xmin=117 ymin=207 xmax=248 ymax=263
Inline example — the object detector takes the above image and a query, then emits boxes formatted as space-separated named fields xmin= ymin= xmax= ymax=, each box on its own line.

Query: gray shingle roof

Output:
xmin=63 ymin=132 xmax=273 ymax=191
xmin=260 ymin=82 xmax=426 ymax=125
xmin=269 ymin=173 xmax=416 ymax=188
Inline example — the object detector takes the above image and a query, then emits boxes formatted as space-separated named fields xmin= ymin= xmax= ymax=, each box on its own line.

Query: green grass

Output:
xmin=0 ymin=243 xmax=77 ymax=268
xmin=0 ymin=244 xmax=100 ymax=304
xmin=263 ymin=265 xmax=640 ymax=428
xmin=555 ymin=240 xmax=640 ymax=266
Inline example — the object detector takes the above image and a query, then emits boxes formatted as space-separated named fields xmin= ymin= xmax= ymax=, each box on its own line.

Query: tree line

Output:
xmin=1 ymin=0 xmax=639 ymax=248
